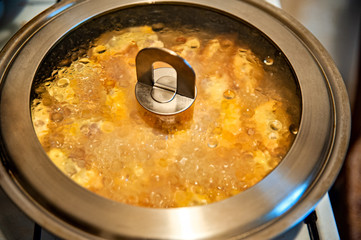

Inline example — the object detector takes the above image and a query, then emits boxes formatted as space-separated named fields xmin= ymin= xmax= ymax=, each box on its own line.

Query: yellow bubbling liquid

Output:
xmin=31 ymin=26 xmax=300 ymax=208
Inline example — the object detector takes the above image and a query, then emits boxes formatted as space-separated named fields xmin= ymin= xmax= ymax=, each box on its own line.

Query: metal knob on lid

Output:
xmin=135 ymin=47 xmax=197 ymax=115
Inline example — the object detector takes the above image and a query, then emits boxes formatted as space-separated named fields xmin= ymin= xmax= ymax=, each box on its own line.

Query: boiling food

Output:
xmin=31 ymin=25 xmax=300 ymax=208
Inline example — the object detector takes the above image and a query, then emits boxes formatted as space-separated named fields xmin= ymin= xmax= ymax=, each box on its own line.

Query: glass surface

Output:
xmin=31 ymin=5 xmax=301 ymax=208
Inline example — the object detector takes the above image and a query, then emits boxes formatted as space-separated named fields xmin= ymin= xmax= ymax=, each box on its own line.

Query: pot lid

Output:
xmin=0 ymin=0 xmax=350 ymax=239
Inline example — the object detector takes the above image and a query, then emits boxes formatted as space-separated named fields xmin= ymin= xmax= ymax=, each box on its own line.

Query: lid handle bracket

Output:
xmin=135 ymin=48 xmax=197 ymax=115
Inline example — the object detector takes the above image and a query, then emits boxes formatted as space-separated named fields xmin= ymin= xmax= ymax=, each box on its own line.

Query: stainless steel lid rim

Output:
xmin=0 ymin=0 xmax=79 ymax=90
xmin=0 ymin=0 xmax=350 ymax=239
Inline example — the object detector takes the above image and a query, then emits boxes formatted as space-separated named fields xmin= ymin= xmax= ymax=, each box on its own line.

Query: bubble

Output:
xmin=153 ymin=140 xmax=167 ymax=150
xmin=104 ymin=79 xmax=115 ymax=88
xmin=263 ymin=56 xmax=274 ymax=66
xmin=64 ymin=161 xmax=77 ymax=176
xmin=151 ymin=23 xmax=164 ymax=32
xmin=187 ymin=38 xmax=200 ymax=49
xmin=175 ymin=36 xmax=187 ymax=43
xmin=35 ymin=86 xmax=46 ymax=94
xmin=62 ymin=56 xmax=75 ymax=66
xmin=127 ymin=58 xmax=136 ymax=67
xmin=118 ymin=79 xmax=130 ymax=88
xmin=269 ymin=120 xmax=282 ymax=131
xmin=289 ymin=124 xmax=298 ymax=135
xmin=101 ymin=121 xmax=115 ymax=133
xmin=57 ymin=78 xmax=70 ymax=88
xmin=241 ymin=108 xmax=254 ymax=118
xmin=88 ymin=123 xmax=100 ymax=136
xmin=94 ymin=45 xmax=106 ymax=54
xmin=220 ymin=39 xmax=232 ymax=48
xmin=129 ymin=111 xmax=143 ymax=124
xmin=268 ymin=132 xmax=278 ymax=140
xmin=34 ymin=120 xmax=45 ymax=127
xmin=179 ymin=157 xmax=188 ymax=165
xmin=134 ymin=165 xmax=144 ymax=176
xmin=154 ymin=175 xmax=160 ymax=182
xmin=223 ymin=89 xmax=235 ymax=99
xmin=50 ymin=111 xmax=64 ymax=122
xmin=157 ymin=158 xmax=168 ymax=167
xmin=247 ymin=128 xmax=255 ymax=135
xmin=207 ymin=136 xmax=218 ymax=148
xmin=49 ymin=133 xmax=64 ymax=148
xmin=74 ymin=63 xmax=85 ymax=71
xmin=79 ymin=58 xmax=90 ymax=64
xmin=80 ymin=124 xmax=89 ymax=135
xmin=212 ymin=126 xmax=222 ymax=135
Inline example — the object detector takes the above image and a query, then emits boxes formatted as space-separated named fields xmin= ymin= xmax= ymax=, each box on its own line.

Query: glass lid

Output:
xmin=31 ymin=4 xmax=301 ymax=208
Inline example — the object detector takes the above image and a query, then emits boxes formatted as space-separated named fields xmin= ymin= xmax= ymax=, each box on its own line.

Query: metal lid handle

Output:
xmin=135 ymin=48 xmax=197 ymax=115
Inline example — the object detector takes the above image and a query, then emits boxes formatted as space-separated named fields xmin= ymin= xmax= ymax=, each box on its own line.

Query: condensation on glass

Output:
xmin=31 ymin=5 xmax=301 ymax=208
